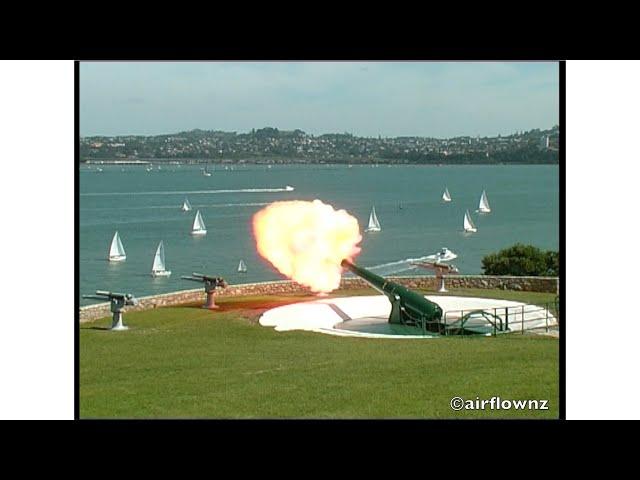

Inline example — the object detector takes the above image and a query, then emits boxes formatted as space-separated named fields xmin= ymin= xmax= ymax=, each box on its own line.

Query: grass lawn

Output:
xmin=80 ymin=288 xmax=559 ymax=419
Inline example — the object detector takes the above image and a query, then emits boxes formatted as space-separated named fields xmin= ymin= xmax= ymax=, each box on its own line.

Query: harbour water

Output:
xmin=80 ymin=164 xmax=559 ymax=305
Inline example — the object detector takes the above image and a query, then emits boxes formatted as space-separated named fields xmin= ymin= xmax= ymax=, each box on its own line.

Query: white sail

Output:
xmin=365 ymin=206 xmax=381 ymax=232
xmin=109 ymin=231 xmax=126 ymax=261
xmin=181 ymin=197 xmax=192 ymax=211
xmin=238 ymin=259 xmax=247 ymax=273
xmin=442 ymin=187 xmax=452 ymax=202
xmin=191 ymin=210 xmax=207 ymax=235
xmin=151 ymin=241 xmax=171 ymax=276
xmin=463 ymin=210 xmax=477 ymax=232
xmin=152 ymin=241 xmax=166 ymax=272
xmin=477 ymin=190 xmax=491 ymax=213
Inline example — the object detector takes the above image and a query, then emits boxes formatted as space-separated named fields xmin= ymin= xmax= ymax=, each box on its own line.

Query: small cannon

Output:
xmin=341 ymin=259 xmax=444 ymax=334
xmin=411 ymin=261 xmax=459 ymax=292
xmin=82 ymin=290 xmax=139 ymax=330
xmin=181 ymin=273 xmax=228 ymax=309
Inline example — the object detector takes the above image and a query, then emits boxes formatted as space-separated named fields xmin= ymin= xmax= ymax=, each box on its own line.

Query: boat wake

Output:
xmin=80 ymin=187 xmax=295 ymax=196
xmin=344 ymin=256 xmax=433 ymax=277
xmin=81 ymin=202 xmax=269 ymax=211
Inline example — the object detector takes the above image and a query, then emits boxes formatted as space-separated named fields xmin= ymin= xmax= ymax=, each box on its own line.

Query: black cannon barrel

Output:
xmin=182 ymin=273 xmax=225 ymax=282
xmin=341 ymin=259 xmax=443 ymax=330
xmin=181 ymin=274 xmax=228 ymax=290
xmin=181 ymin=275 xmax=204 ymax=282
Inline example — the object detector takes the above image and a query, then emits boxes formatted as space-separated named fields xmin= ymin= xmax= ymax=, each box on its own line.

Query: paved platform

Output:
xmin=259 ymin=295 xmax=558 ymax=339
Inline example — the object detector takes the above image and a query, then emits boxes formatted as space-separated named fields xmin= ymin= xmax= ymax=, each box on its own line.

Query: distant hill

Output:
xmin=80 ymin=126 xmax=559 ymax=165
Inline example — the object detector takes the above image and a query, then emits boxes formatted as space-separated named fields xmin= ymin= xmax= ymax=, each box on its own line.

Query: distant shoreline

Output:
xmin=82 ymin=157 xmax=559 ymax=166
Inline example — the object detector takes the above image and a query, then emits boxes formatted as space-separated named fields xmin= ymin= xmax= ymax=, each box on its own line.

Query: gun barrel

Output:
xmin=82 ymin=295 xmax=109 ymax=301
xmin=95 ymin=290 xmax=130 ymax=299
xmin=181 ymin=276 xmax=202 ymax=282
xmin=412 ymin=261 xmax=458 ymax=271
xmin=188 ymin=272 xmax=218 ymax=281
xmin=340 ymin=259 xmax=388 ymax=295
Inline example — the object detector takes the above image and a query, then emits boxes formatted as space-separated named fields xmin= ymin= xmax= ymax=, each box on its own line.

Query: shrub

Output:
xmin=482 ymin=244 xmax=559 ymax=276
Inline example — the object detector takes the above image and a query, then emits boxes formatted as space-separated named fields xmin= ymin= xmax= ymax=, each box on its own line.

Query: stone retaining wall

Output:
xmin=79 ymin=275 xmax=558 ymax=323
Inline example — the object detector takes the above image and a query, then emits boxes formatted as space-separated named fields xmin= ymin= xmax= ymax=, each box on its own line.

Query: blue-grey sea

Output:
xmin=80 ymin=164 xmax=559 ymax=305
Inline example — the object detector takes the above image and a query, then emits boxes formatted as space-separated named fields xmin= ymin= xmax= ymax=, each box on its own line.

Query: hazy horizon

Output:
xmin=80 ymin=62 xmax=559 ymax=138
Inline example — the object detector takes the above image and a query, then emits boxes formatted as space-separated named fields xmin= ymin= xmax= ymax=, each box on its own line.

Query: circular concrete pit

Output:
xmin=259 ymin=295 xmax=558 ymax=338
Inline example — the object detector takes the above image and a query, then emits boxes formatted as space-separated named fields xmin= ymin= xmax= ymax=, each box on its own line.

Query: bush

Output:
xmin=482 ymin=244 xmax=559 ymax=276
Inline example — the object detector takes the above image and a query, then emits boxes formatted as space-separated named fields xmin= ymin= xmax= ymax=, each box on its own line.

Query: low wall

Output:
xmin=79 ymin=275 xmax=559 ymax=323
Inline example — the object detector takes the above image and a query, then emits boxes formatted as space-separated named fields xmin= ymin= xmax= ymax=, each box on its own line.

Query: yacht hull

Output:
xmin=152 ymin=270 xmax=172 ymax=277
xmin=425 ymin=253 xmax=458 ymax=262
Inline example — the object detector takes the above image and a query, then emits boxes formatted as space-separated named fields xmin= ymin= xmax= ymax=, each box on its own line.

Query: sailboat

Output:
xmin=442 ymin=187 xmax=452 ymax=203
xmin=191 ymin=210 xmax=207 ymax=236
xmin=477 ymin=190 xmax=491 ymax=213
xmin=151 ymin=241 xmax=171 ymax=277
xmin=181 ymin=197 xmax=192 ymax=212
xmin=463 ymin=210 xmax=477 ymax=233
xmin=108 ymin=231 xmax=126 ymax=262
xmin=365 ymin=206 xmax=382 ymax=232
xmin=238 ymin=259 xmax=247 ymax=273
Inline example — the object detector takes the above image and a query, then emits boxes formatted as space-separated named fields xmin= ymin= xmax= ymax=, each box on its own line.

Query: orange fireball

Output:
xmin=252 ymin=200 xmax=362 ymax=293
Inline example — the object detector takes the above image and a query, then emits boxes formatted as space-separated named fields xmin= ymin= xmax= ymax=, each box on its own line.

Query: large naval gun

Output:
xmin=341 ymin=259 xmax=445 ymax=334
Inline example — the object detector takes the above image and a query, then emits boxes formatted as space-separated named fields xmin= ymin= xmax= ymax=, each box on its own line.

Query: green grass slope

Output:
xmin=80 ymin=289 xmax=559 ymax=418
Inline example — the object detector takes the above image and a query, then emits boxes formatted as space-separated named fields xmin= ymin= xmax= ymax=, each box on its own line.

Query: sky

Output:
xmin=80 ymin=62 xmax=559 ymax=138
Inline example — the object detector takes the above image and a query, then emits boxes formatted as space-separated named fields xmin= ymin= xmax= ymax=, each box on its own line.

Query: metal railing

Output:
xmin=441 ymin=300 xmax=559 ymax=336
